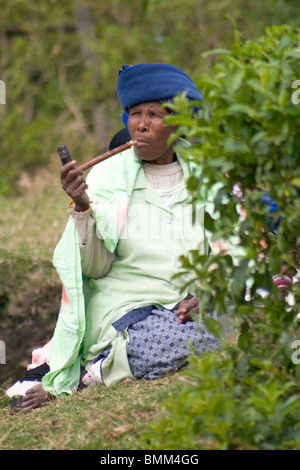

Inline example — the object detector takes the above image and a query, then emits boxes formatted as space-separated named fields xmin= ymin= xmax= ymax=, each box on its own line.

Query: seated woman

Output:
xmin=20 ymin=63 xmax=220 ymax=412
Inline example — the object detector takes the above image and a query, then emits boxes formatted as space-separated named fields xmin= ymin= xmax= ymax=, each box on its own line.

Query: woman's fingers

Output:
xmin=176 ymin=297 xmax=199 ymax=323
xmin=60 ymin=160 xmax=89 ymax=203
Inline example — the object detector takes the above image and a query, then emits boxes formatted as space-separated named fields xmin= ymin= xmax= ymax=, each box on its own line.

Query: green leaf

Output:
xmin=204 ymin=316 xmax=224 ymax=338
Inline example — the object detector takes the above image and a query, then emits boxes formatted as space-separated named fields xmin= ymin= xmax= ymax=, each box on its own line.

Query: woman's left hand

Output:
xmin=176 ymin=297 xmax=199 ymax=324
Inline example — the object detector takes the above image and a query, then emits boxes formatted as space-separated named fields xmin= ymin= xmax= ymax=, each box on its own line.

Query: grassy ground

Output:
xmin=0 ymin=159 xmax=69 ymax=261
xmin=0 ymin=160 xmax=71 ymax=384
xmin=0 ymin=375 xmax=180 ymax=450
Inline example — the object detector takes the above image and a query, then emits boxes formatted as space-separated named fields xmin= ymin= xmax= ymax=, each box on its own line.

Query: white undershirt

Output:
xmin=142 ymin=160 xmax=183 ymax=206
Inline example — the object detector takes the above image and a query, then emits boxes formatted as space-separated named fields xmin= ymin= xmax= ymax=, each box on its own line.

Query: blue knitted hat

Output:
xmin=117 ymin=63 xmax=203 ymax=114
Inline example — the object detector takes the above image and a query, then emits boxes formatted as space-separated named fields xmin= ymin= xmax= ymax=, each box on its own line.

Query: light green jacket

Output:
xmin=42 ymin=142 xmax=208 ymax=396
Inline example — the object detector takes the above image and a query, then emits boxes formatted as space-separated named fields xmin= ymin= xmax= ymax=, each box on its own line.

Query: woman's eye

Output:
xmin=150 ymin=112 xmax=163 ymax=119
xmin=129 ymin=109 xmax=165 ymax=119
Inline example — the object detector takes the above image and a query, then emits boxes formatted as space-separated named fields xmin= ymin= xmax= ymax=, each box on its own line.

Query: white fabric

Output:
xmin=142 ymin=160 xmax=183 ymax=206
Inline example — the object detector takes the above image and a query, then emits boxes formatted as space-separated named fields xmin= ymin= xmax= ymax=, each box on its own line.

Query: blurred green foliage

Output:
xmin=0 ymin=0 xmax=299 ymax=194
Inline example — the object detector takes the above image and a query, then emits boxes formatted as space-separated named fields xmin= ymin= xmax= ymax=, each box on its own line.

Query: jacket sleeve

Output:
xmin=70 ymin=207 xmax=115 ymax=278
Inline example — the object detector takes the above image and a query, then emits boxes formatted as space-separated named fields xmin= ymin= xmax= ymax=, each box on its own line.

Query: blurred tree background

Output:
xmin=0 ymin=0 xmax=299 ymax=390
xmin=0 ymin=0 xmax=299 ymax=194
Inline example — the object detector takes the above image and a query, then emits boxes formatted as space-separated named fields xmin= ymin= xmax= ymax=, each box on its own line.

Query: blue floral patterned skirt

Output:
xmin=125 ymin=307 xmax=219 ymax=379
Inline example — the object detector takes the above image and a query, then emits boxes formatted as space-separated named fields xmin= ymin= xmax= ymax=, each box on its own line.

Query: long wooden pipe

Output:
xmin=57 ymin=140 xmax=137 ymax=170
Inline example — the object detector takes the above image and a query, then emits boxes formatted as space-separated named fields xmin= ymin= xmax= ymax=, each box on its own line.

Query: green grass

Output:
xmin=0 ymin=376 xmax=180 ymax=450
xmin=0 ymin=161 xmax=70 ymax=261
xmin=0 ymin=164 xmax=72 ymax=384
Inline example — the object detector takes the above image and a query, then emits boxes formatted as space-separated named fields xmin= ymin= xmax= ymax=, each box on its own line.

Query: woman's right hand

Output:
xmin=176 ymin=296 xmax=199 ymax=324
xmin=60 ymin=160 xmax=90 ymax=212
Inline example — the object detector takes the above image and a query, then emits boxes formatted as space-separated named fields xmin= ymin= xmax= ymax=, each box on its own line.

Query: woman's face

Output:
xmin=127 ymin=101 xmax=177 ymax=165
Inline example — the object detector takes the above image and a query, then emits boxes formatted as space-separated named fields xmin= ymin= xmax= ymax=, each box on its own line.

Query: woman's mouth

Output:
xmin=135 ymin=139 xmax=150 ymax=147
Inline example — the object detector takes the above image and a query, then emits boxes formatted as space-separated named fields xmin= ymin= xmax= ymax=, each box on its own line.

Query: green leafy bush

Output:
xmin=142 ymin=352 xmax=300 ymax=450
xmin=141 ymin=25 xmax=300 ymax=450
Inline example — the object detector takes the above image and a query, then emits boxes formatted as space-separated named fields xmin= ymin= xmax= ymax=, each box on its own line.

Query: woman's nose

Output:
xmin=136 ymin=115 xmax=150 ymax=131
